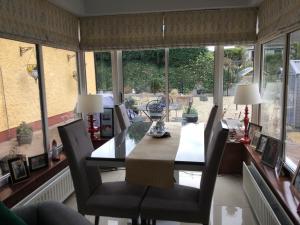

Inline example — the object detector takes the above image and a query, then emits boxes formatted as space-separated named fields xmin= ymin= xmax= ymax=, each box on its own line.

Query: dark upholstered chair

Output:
xmin=140 ymin=121 xmax=228 ymax=225
xmin=58 ymin=120 xmax=146 ymax=225
xmin=115 ymin=104 xmax=131 ymax=130
xmin=13 ymin=201 xmax=92 ymax=225
xmin=204 ymin=105 xmax=218 ymax=157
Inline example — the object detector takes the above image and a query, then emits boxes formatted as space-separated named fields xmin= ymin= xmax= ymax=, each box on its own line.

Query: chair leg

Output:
xmin=152 ymin=219 xmax=156 ymax=225
xmin=132 ymin=218 xmax=138 ymax=225
xmin=95 ymin=216 xmax=99 ymax=225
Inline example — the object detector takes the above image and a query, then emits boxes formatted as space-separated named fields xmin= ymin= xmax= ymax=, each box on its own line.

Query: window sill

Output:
xmin=0 ymin=153 xmax=68 ymax=208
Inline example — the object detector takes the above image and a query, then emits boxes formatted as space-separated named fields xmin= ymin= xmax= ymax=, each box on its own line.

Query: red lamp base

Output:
xmin=239 ymin=137 xmax=250 ymax=144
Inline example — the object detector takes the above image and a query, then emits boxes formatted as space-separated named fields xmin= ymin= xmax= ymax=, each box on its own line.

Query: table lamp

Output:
xmin=77 ymin=94 xmax=104 ymax=141
xmin=234 ymin=83 xmax=262 ymax=144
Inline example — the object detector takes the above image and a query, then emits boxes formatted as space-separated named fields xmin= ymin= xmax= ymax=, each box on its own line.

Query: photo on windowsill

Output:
xmin=261 ymin=137 xmax=282 ymax=168
xmin=250 ymin=131 xmax=261 ymax=149
xmin=291 ymin=161 xmax=300 ymax=200
xmin=256 ymin=134 xmax=269 ymax=154
xmin=8 ymin=157 xmax=30 ymax=184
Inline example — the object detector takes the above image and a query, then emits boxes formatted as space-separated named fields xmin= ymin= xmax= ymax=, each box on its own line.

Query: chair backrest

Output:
xmin=58 ymin=119 xmax=101 ymax=213
xmin=204 ymin=105 xmax=218 ymax=156
xmin=198 ymin=120 xmax=228 ymax=224
xmin=115 ymin=104 xmax=131 ymax=130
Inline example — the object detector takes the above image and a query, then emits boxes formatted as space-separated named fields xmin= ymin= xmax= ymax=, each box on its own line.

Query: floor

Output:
xmin=64 ymin=169 xmax=258 ymax=225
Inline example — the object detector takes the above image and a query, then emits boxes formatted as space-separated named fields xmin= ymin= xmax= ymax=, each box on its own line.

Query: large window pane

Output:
xmin=223 ymin=46 xmax=254 ymax=120
xmin=123 ymin=49 xmax=165 ymax=122
xmin=94 ymin=52 xmax=112 ymax=94
xmin=0 ymin=38 xmax=43 ymax=176
xmin=285 ymin=30 xmax=300 ymax=167
xmin=43 ymin=46 xmax=79 ymax=147
xmin=260 ymin=37 xmax=285 ymax=139
xmin=169 ymin=47 xmax=214 ymax=123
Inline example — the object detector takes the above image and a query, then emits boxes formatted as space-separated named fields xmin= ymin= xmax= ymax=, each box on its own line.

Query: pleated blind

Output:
xmin=0 ymin=0 xmax=79 ymax=50
xmin=258 ymin=0 xmax=300 ymax=41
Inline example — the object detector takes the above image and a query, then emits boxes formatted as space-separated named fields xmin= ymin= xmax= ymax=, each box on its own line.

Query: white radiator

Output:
xmin=13 ymin=167 xmax=74 ymax=208
xmin=243 ymin=163 xmax=293 ymax=225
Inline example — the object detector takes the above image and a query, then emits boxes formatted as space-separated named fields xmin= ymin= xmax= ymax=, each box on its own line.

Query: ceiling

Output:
xmin=48 ymin=0 xmax=264 ymax=16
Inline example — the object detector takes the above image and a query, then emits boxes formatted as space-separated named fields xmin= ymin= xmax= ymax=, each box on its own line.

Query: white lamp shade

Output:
xmin=77 ymin=94 xmax=104 ymax=113
xmin=234 ymin=83 xmax=262 ymax=105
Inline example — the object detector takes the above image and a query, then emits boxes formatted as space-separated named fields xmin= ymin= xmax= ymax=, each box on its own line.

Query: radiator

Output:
xmin=13 ymin=167 xmax=74 ymax=208
xmin=243 ymin=162 xmax=293 ymax=225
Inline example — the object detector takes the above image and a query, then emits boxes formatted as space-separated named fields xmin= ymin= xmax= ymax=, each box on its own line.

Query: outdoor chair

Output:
xmin=58 ymin=120 xmax=147 ymax=225
xmin=140 ymin=121 xmax=229 ymax=225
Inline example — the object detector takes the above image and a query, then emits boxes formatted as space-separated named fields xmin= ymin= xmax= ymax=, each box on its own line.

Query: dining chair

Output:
xmin=140 ymin=120 xmax=229 ymax=225
xmin=58 ymin=119 xmax=147 ymax=225
xmin=115 ymin=104 xmax=131 ymax=130
xmin=204 ymin=105 xmax=218 ymax=157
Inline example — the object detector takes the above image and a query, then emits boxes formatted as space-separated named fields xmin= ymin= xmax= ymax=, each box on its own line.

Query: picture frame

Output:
xmin=291 ymin=161 xmax=300 ymax=200
xmin=100 ymin=108 xmax=114 ymax=138
xmin=250 ymin=131 xmax=261 ymax=149
xmin=261 ymin=137 xmax=282 ymax=168
xmin=28 ymin=153 xmax=49 ymax=172
xmin=256 ymin=134 xmax=269 ymax=153
xmin=8 ymin=157 xmax=30 ymax=184
xmin=248 ymin=122 xmax=262 ymax=141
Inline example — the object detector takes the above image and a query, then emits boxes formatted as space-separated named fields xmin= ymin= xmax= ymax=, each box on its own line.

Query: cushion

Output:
xmin=141 ymin=184 xmax=203 ymax=223
xmin=0 ymin=201 xmax=27 ymax=225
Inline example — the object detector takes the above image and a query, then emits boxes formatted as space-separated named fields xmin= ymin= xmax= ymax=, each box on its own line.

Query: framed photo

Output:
xmin=291 ymin=161 xmax=300 ymax=200
xmin=261 ymin=137 xmax=282 ymax=168
xmin=8 ymin=157 xmax=30 ymax=184
xmin=250 ymin=131 xmax=261 ymax=149
xmin=28 ymin=153 xmax=49 ymax=172
xmin=256 ymin=134 xmax=269 ymax=153
xmin=248 ymin=122 xmax=262 ymax=141
xmin=100 ymin=108 xmax=114 ymax=138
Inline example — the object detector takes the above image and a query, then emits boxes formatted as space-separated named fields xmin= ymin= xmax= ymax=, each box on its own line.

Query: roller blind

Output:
xmin=80 ymin=8 xmax=257 ymax=50
xmin=258 ymin=0 xmax=300 ymax=41
xmin=0 ymin=0 xmax=79 ymax=50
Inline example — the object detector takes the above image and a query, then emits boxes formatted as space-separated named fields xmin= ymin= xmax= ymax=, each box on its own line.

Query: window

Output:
xmin=285 ymin=30 xmax=300 ymax=167
xmin=260 ymin=37 xmax=285 ymax=139
xmin=43 ymin=46 xmax=79 ymax=147
xmin=85 ymin=52 xmax=97 ymax=94
xmin=168 ymin=47 xmax=215 ymax=122
xmin=223 ymin=46 xmax=254 ymax=120
xmin=122 ymin=49 xmax=165 ymax=122
xmin=94 ymin=52 xmax=112 ymax=94
xmin=0 ymin=38 xmax=43 ymax=176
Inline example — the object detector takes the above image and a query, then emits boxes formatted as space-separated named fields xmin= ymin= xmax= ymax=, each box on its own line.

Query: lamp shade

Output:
xmin=234 ymin=83 xmax=262 ymax=105
xmin=77 ymin=94 xmax=104 ymax=113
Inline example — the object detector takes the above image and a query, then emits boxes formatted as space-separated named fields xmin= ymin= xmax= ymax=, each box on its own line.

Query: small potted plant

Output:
xmin=16 ymin=122 xmax=33 ymax=145
xmin=182 ymin=103 xmax=198 ymax=123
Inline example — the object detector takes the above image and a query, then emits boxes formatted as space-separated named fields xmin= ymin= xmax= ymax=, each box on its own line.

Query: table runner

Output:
xmin=125 ymin=122 xmax=181 ymax=188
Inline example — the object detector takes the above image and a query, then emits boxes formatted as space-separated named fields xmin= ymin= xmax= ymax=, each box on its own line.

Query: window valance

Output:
xmin=80 ymin=8 xmax=257 ymax=50
xmin=0 ymin=0 xmax=79 ymax=50
xmin=258 ymin=0 xmax=300 ymax=41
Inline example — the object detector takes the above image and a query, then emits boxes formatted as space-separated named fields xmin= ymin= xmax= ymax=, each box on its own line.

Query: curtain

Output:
xmin=80 ymin=8 xmax=257 ymax=50
xmin=258 ymin=0 xmax=300 ymax=41
xmin=0 ymin=0 xmax=79 ymax=50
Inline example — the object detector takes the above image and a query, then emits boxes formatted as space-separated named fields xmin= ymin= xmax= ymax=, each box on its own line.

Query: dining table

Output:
xmin=86 ymin=121 xmax=205 ymax=172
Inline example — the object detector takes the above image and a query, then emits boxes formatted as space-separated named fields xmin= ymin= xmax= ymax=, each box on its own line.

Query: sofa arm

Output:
xmin=14 ymin=201 xmax=92 ymax=225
